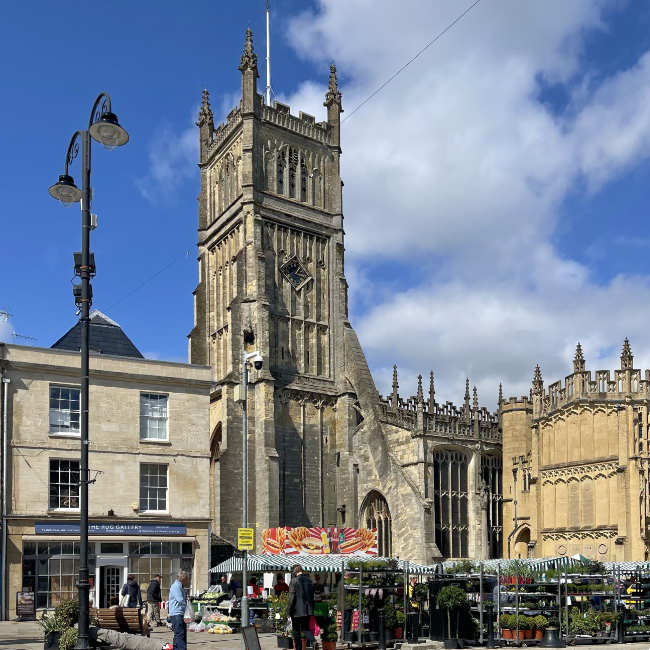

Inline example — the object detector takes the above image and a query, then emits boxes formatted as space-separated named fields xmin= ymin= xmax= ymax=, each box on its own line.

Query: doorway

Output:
xmin=100 ymin=566 xmax=122 ymax=608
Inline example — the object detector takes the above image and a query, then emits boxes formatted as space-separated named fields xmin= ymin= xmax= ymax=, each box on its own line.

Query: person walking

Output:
xmin=146 ymin=574 xmax=163 ymax=626
xmin=169 ymin=570 xmax=189 ymax=650
xmin=120 ymin=574 xmax=143 ymax=609
xmin=287 ymin=564 xmax=314 ymax=650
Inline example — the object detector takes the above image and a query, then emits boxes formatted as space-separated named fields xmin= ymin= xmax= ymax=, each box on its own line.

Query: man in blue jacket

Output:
xmin=169 ymin=570 xmax=189 ymax=650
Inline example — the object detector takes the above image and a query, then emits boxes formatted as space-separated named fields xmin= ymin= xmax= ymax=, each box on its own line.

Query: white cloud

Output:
xmin=0 ymin=312 xmax=12 ymax=344
xmin=283 ymin=0 xmax=650 ymax=407
xmin=135 ymin=124 xmax=197 ymax=203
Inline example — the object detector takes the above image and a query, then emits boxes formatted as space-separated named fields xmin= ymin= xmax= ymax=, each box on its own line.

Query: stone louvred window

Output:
xmin=361 ymin=490 xmax=392 ymax=557
xmin=433 ymin=450 xmax=469 ymax=558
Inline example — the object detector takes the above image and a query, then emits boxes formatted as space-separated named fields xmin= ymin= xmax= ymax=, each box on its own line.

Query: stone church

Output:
xmin=187 ymin=30 xmax=503 ymax=564
xmin=502 ymin=340 xmax=650 ymax=562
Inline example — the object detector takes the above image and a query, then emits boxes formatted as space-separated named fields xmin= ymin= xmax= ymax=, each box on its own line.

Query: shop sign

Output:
xmin=238 ymin=527 xmax=255 ymax=550
xmin=16 ymin=591 xmax=35 ymax=619
xmin=34 ymin=522 xmax=187 ymax=536
xmin=261 ymin=526 xmax=377 ymax=555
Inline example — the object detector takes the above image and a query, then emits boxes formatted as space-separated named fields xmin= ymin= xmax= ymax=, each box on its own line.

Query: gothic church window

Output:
xmin=360 ymin=491 xmax=391 ymax=557
xmin=277 ymin=150 xmax=286 ymax=195
xmin=288 ymin=148 xmax=298 ymax=198
xmin=433 ymin=450 xmax=469 ymax=558
xmin=481 ymin=455 xmax=502 ymax=558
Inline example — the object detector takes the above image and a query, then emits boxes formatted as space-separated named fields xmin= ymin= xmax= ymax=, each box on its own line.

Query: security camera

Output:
xmin=251 ymin=352 xmax=263 ymax=370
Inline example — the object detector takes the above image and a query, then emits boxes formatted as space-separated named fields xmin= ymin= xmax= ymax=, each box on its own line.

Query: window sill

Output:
xmin=48 ymin=508 xmax=80 ymax=513
xmin=139 ymin=439 xmax=171 ymax=446
xmin=138 ymin=511 xmax=169 ymax=516
xmin=49 ymin=433 xmax=81 ymax=439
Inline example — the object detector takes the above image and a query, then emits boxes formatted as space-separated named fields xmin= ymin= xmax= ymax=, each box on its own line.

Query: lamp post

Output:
xmin=48 ymin=93 xmax=128 ymax=650
xmin=239 ymin=349 xmax=263 ymax=629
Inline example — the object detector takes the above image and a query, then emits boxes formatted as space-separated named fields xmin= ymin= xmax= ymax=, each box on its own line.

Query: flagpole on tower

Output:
xmin=265 ymin=0 xmax=271 ymax=105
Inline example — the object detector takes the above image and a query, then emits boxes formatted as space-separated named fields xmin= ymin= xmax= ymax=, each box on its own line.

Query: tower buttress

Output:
xmin=621 ymin=337 xmax=634 ymax=370
xmin=573 ymin=342 xmax=585 ymax=373
xmin=392 ymin=365 xmax=399 ymax=411
xmin=239 ymin=28 xmax=259 ymax=113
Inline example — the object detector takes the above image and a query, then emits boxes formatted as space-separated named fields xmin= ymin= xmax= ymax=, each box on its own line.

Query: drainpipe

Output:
xmin=1 ymin=364 xmax=9 ymax=621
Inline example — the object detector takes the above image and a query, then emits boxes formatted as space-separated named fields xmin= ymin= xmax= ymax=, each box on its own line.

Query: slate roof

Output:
xmin=51 ymin=309 xmax=143 ymax=358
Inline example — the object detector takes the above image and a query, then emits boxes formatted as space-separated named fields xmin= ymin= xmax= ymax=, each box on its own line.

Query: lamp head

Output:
xmin=48 ymin=174 xmax=82 ymax=206
xmin=89 ymin=111 xmax=129 ymax=149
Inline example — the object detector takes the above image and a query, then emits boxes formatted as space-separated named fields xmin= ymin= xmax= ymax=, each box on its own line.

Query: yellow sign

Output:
xmin=238 ymin=527 xmax=255 ymax=550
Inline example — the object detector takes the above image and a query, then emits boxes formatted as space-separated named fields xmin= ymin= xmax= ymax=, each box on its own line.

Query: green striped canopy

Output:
xmin=210 ymin=553 xmax=434 ymax=574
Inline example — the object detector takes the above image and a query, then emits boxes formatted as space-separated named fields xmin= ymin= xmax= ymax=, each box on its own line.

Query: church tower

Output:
xmin=189 ymin=30 xmax=354 ymax=546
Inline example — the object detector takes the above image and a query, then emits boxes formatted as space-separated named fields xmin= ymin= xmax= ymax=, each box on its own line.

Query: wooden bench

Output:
xmin=91 ymin=607 xmax=150 ymax=637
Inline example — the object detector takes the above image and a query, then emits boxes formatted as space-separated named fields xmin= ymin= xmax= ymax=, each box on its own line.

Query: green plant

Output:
xmin=268 ymin=593 xmax=291 ymax=636
xmin=437 ymin=585 xmax=468 ymax=639
xmin=396 ymin=610 xmax=406 ymax=626
xmin=323 ymin=622 xmax=338 ymax=642
xmin=412 ymin=583 xmax=428 ymax=602
xmin=499 ymin=614 xmax=513 ymax=629
xmin=54 ymin=600 xmax=79 ymax=628
xmin=518 ymin=616 xmax=531 ymax=630
xmin=383 ymin=601 xmax=397 ymax=629
xmin=58 ymin=627 xmax=78 ymax=650
xmin=534 ymin=615 xmax=548 ymax=631
xmin=37 ymin=612 xmax=60 ymax=635
xmin=452 ymin=560 xmax=475 ymax=574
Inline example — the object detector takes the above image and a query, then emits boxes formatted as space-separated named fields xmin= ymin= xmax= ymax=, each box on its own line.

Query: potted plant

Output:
xmin=534 ymin=615 xmax=548 ymax=640
xmin=395 ymin=610 xmax=405 ymax=639
xmin=322 ymin=622 xmax=338 ymax=650
xmin=383 ymin=600 xmax=397 ymax=642
xmin=437 ymin=585 xmax=468 ymax=648
xmin=268 ymin=593 xmax=292 ymax=648
xmin=517 ymin=616 xmax=531 ymax=640
xmin=39 ymin=599 xmax=80 ymax=650
xmin=499 ymin=614 xmax=513 ymax=640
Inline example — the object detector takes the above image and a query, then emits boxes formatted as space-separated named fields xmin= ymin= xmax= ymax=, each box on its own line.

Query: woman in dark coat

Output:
xmin=121 ymin=574 xmax=143 ymax=608
xmin=288 ymin=565 xmax=315 ymax=649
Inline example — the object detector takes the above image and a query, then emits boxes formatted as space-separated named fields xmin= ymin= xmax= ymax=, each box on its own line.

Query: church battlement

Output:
xmin=501 ymin=395 xmax=532 ymax=409
xmin=261 ymin=100 xmax=331 ymax=145
xmin=530 ymin=339 xmax=650 ymax=419
xmin=378 ymin=367 xmax=500 ymax=441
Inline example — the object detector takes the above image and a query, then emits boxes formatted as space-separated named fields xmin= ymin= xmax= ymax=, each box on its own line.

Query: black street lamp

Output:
xmin=48 ymin=92 xmax=128 ymax=650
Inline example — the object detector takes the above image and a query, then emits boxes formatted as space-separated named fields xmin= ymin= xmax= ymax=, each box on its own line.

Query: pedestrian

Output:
xmin=287 ymin=564 xmax=314 ymax=650
xmin=120 ymin=574 xmax=143 ymax=609
xmin=274 ymin=573 xmax=289 ymax=595
xmin=169 ymin=569 xmax=190 ymax=650
xmin=216 ymin=574 xmax=228 ymax=594
xmin=146 ymin=574 xmax=163 ymax=626
xmin=313 ymin=574 xmax=325 ymax=602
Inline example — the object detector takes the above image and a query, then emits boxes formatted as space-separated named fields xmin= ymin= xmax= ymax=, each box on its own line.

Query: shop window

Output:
xmin=140 ymin=393 xmax=168 ymax=441
xmin=23 ymin=541 xmax=95 ymax=609
xmin=49 ymin=459 xmax=80 ymax=510
xmin=49 ymin=385 xmax=80 ymax=435
xmin=139 ymin=464 xmax=168 ymax=512
xmin=127 ymin=542 xmax=192 ymax=601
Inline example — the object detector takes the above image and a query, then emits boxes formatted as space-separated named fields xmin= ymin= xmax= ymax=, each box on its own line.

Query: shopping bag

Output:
xmin=119 ymin=585 xmax=130 ymax=607
xmin=184 ymin=601 xmax=194 ymax=623
xmin=308 ymin=615 xmax=321 ymax=637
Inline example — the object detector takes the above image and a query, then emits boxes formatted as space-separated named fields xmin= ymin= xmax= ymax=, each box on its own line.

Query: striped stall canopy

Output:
xmin=210 ymin=554 xmax=435 ymax=574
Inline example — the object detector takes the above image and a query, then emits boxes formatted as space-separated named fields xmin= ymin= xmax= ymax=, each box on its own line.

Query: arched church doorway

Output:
xmin=514 ymin=527 xmax=530 ymax=559
xmin=360 ymin=491 xmax=392 ymax=557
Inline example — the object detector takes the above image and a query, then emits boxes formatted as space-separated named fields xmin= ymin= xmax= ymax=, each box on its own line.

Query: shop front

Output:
xmin=9 ymin=519 xmax=209 ymax=615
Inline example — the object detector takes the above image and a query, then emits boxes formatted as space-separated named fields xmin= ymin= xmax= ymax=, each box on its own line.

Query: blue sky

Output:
xmin=3 ymin=1 xmax=650 ymax=406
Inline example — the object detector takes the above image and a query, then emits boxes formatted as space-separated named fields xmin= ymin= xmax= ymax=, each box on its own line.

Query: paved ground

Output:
xmin=0 ymin=620 xmax=280 ymax=649
xmin=5 ymin=622 xmax=650 ymax=650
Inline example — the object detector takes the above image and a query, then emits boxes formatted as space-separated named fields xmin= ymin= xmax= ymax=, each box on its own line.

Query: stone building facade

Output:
xmin=0 ymin=329 xmax=212 ymax=617
xmin=188 ymin=30 xmax=502 ymax=564
xmin=501 ymin=340 xmax=650 ymax=562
